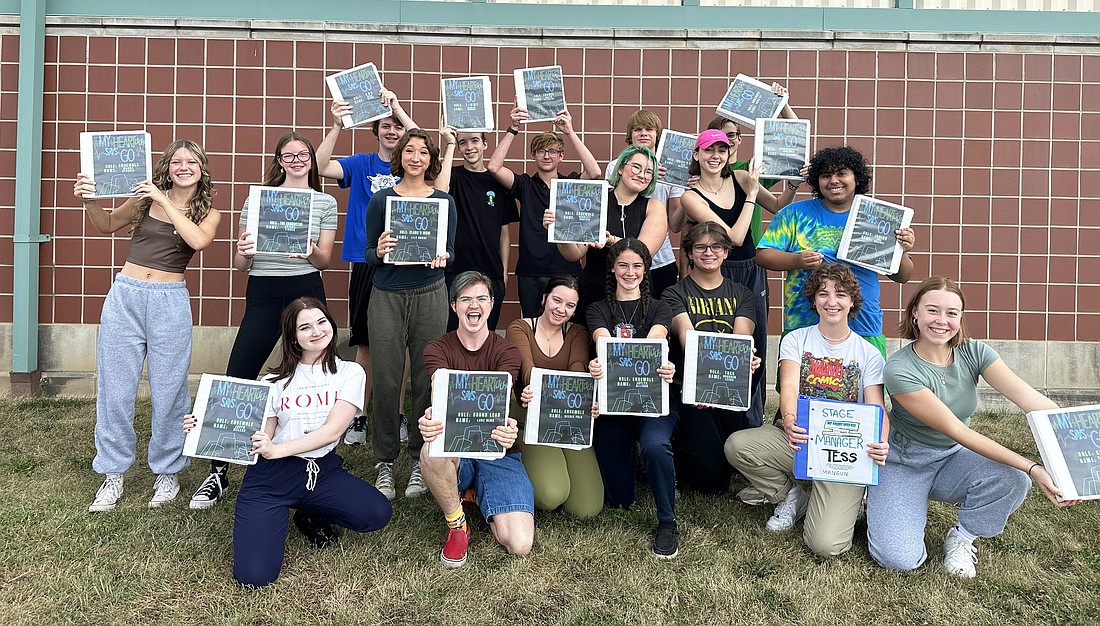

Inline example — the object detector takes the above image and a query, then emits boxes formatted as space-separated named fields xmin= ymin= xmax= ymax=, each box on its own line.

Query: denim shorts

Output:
xmin=458 ymin=452 xmax=535 ymax=522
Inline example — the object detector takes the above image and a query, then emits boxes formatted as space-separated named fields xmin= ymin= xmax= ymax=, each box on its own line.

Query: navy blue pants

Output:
xmin=593 ymin=410 xmax=679 ymax=523
xmin=233 ymin=451 xmax=392 ymax=587
xmin=673 ymin=392 xmax=756 ymax=495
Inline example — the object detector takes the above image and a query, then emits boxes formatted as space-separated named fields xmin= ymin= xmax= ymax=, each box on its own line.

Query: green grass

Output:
xmin=0 ymin=397 xmax=1097 ymax=625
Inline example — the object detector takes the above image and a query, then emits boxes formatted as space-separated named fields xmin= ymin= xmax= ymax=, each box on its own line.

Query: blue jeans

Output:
xmin=458 ymin=453 xmax=535 ymax=522
xmin=593 ymin=409 xmax=679 ymax=523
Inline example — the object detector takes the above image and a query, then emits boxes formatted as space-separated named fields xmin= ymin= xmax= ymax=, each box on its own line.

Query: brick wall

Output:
xmin=2 ymin=27 xmax=1098 ymax=341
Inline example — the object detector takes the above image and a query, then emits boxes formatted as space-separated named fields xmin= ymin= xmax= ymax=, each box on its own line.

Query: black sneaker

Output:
xmin=293 ymin=510 xmax=339 ymax=549
xmin=189 ymin=471 xmax=228 ymax=510
xmin=653 ymin=520 xmax=679 ymax=559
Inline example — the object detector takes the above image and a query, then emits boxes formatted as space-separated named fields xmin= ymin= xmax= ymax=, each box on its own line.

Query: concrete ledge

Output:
xmin=1 ymin=325 xmax=1097 ymax=408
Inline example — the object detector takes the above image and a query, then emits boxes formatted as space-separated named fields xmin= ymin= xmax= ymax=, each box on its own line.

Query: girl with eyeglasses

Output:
xmin=76 ymin=139 xmax=221 ymax=512
xmin=661 ymin=221 xmax=762 ymax=495
xmin=186 ymin=132 xmax=339 ymax=510
xmin=680 ymin=129 xmax=786 ymax=429
xmin=548 ymin=145 xmax=668 ymax=316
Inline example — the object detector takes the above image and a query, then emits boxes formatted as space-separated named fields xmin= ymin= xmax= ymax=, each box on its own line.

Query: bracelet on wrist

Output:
xmin=507 ymin=127 xmax=519 ymax=136
xmin=1027 ymin=462 xmax=1039 ymax=478
xmin=787 ymin=180 xmax=800 ymax=191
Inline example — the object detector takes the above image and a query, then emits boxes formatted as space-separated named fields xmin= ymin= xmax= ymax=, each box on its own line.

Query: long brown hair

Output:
xmin=268 ymin=297 xmax=340 ymax=387
xmin=605 ymin=238 xmax=653 ymax=327
xmin=131 ymin=139 xmax=214 ymax=230
xmin=899 ymin=276 xmax=971 ymax=347
xmin=263 ymin=131 xmax=321 ymax=191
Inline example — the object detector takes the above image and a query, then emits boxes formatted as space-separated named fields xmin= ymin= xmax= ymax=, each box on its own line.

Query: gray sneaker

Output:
xmin=374 ymin=462 xmax=396 ymax=500
xmin=148 ymin=473 xmax=180 ymax=508
xmin=399 ymin=413 xmax=409 ymax=443
xmin=404 ymin=460 xmax=427 ymax=498
xmin=89 ymin=474 xmax=124 ymax=512
xmin=344 ymin=415 xmax=367 ymax=446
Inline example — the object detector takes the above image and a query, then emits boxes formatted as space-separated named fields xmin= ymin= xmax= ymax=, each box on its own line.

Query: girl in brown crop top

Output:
xmin=75 ymin=139 xmax=221 ymax=513
xmin=76 ymin=139 xmax=221 ymax=279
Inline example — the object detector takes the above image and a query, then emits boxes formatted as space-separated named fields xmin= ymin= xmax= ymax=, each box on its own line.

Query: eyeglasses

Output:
xmin=534 ymin=149 xmax=562 ymax=158
xmin=692 ymin=243 xmax=727 ymax=254
xmin=278 ymin=151 xmax=312 ymax=164
xmin=626 ymin=162 xmax=654 ymax=178
xmin=726 ymin=132 xmax=742 ymax=140
xmin=457 ymin=295 xmax=493 ymax=305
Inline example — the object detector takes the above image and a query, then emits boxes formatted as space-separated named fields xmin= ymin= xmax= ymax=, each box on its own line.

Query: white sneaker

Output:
xmin=765 ymin=484 xmax=808 ymax=532
xmin=89 ymin=474 xmax=124 ymax=512
xmin=344 ymin=415 xmax=367 ymax=446
xmin=148 ymin=473 xmax=180 ymax=508
xmin=189 ymin=472 xmax=227 ymax=510
xmin=374 ymin=462 xmax=396 ymax=500
xmin=736 ymin=485 xmax=767 ymax=506
xmin=405 ymin=460 xmax=427 ymax=498
xmin=943 ymin=531 xmax=978 ymax=578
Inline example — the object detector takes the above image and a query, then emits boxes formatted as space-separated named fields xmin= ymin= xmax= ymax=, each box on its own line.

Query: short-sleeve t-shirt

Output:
xmin=423 ymin=331 xmax=522 ymax=400
xmin=757 ymin=197 xmax=884 ymax=337
xmin=447 ymin=166 xmax=516 ymax=279
xmin=884 ymin=340 xmax=999 ymax=448
xmin=604 ymin=160 xmax=682 ymax=269
xmin=587 ymin=297 xmax=673 ymax=340
xmin=778 ymin=325 xmax=885 ymax=403
xmin=238 ymin=190 xmax=338 ymax=277
xmin=338 ymin=152 xmax=400 ymax=263
xmin=266 ymin=358 xmax=365 ymax=459
xmin=662 ymin=276 xmax=757 ymax=384
xmin=510 ymin=172 xmax=583 ymax=278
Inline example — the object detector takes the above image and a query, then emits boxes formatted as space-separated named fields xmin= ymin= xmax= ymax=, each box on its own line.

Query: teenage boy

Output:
xmin=755 ymin=146 xmax=917 ymax=356
xmin=605 ymin=109 xmax=682 ymax=299
xmin=488 ymin=107 xmax=602 ymax=317
xmin=418 ymin=271 xmax=532 ymax=568
xmin=314 ymin=90 xmax=418 ymax=446
xmin=435 ymin=126 xmax=517 ymax=331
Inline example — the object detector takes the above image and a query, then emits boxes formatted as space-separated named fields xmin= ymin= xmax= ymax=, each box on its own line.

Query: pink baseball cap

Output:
xmin=694 ymin=129 xmax=731 ymax=150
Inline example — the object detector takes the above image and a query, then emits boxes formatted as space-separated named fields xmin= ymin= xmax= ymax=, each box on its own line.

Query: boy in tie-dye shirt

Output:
xmin=755 ymin=146 xmax=916 ymax=357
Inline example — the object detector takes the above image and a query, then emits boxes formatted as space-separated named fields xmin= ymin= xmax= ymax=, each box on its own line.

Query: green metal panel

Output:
xmin=0 ymin=0 xmax=1097 ymax=35
xmin=12 ymin=0 xmax=47 ymax=374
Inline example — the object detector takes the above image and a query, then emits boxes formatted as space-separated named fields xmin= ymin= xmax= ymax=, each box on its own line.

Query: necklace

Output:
xmin=619 ymin=203 xmax=626 ymax=236
xmin=914 ymin=345 xmax=952 ymax=384
xmin=819 ymin=327 xmax=852 ymax=344
xmin=697 ymin=179 xmax=725 ymax=194
xmin=616 ymin=299 xmax=641 ymax=327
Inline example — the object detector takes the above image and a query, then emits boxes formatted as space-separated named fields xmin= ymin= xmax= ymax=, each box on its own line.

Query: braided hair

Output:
xmin=604 ymin=238 xmax=653 ymax=328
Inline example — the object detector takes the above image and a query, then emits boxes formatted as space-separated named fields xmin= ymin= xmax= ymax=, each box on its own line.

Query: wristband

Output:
xmin=787 ymin=180 xmax=800 ymax=191
xmin=507 ymin=127 xmax=519 ymax=136
xmin=1027 ymin=462 xmax=1039 ymax=478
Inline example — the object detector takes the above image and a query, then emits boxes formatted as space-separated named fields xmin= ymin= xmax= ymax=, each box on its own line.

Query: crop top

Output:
xmin=125 ymin=215 xmax=196 ymax=273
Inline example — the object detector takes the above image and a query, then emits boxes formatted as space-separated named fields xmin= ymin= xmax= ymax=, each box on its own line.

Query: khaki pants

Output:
xmin=725 ymin=423 xmax=865 ymax=558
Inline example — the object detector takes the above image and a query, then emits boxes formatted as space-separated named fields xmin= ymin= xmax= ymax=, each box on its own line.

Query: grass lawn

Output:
xmin=0 ymin=397 xmax=1096 ymax=626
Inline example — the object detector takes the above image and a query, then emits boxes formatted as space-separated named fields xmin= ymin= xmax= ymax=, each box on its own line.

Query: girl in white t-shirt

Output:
xmin=186 ymin=297 xmax=392 ymax=587
xmin=725 ymin=263 xmax=889 ymax=557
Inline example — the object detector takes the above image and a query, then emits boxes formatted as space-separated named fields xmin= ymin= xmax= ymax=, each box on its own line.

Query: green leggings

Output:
xmin=515 ymin=405 xmax=604 ymax=518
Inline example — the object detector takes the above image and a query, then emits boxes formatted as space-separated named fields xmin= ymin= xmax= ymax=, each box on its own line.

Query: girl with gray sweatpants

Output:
xmin=867 ymin=277 xmax=1078 ymax=578
xmin=76 ymin=139 xmax=221 ymax=512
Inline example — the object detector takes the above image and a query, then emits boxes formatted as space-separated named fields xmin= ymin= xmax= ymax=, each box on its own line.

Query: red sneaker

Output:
xmin=440 ymin=524 xmax=470 ymax=568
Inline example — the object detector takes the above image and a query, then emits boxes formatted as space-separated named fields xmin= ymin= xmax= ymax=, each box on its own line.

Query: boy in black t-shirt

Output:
xmin=488 ymin=106 xmax=603 ymax=317
xmin=436 ymin=127 xmax=517 ymax=330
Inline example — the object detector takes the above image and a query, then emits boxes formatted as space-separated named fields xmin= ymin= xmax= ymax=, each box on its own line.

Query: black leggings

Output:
xmin=211 ymin=272 xmax=327 ymax=474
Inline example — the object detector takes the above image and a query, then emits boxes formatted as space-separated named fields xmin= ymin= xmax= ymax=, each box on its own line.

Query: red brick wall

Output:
xmin=2 ymin=32 xmax=1098 ymax=340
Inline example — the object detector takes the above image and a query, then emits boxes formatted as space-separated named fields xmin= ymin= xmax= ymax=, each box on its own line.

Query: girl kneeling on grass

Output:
xmin=586 ymin=239 xmax=678 ymax=558
xmin=725 ymin=263 xmax=889 ymax=558
xmin=867 ymin=276 xmax=1078 ymax=578
xmin=186 ymin=297 xmax=392 ymax=587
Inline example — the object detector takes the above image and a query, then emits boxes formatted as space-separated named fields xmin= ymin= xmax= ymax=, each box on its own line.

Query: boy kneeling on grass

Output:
xmin=418 ymin=271 xmax=535 ymax=567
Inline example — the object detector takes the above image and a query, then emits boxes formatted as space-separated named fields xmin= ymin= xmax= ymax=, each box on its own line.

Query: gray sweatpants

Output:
xmin=367 ymin=280 xmax=447 ymax=464
xmin=866 ymin=430 xmax=1030 ymax=571
xmin=93 ymin=274 xmax=193 ymax=476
